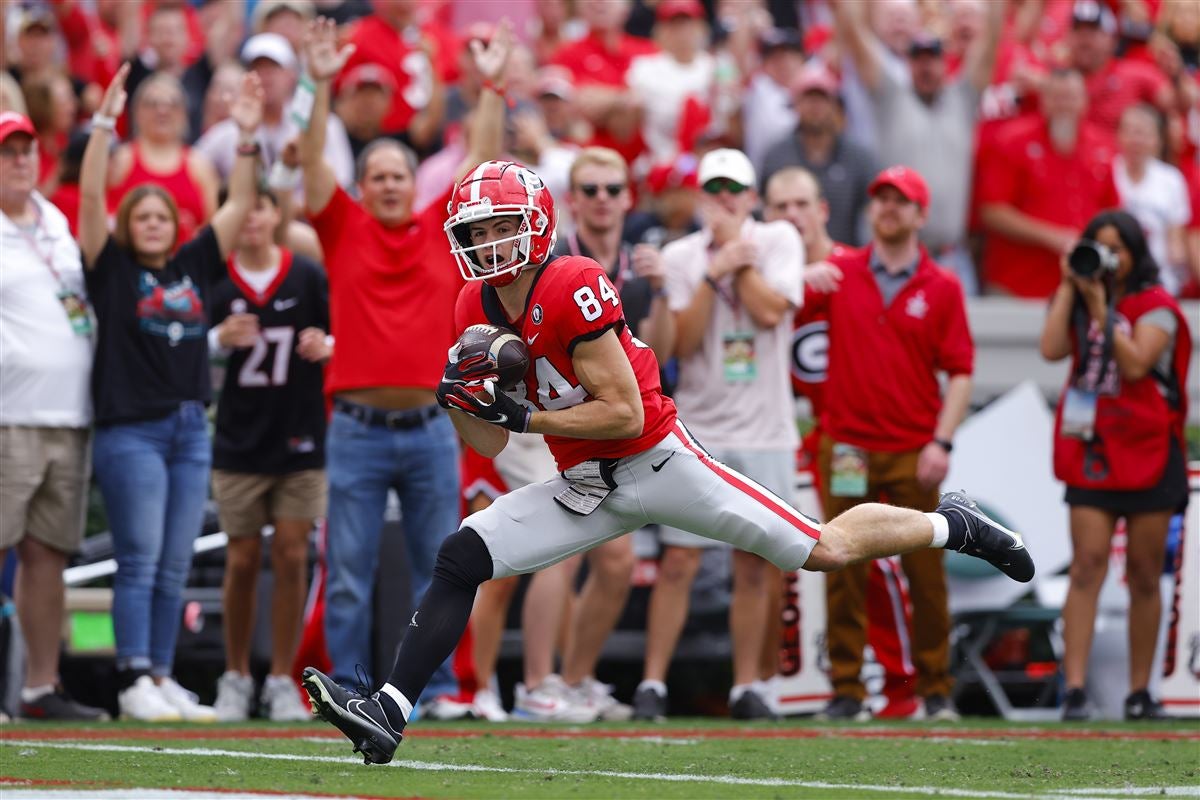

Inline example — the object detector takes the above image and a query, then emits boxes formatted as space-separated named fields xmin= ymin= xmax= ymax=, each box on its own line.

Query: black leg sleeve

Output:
xmin=386 ymin=527 xmax=493 ymax=705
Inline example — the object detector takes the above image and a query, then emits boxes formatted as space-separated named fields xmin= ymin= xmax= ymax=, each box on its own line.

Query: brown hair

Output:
xmin=114 ymin=184 xmax=181 ymax=254
xmin=568 ymin=146 xmax=629 ymax=188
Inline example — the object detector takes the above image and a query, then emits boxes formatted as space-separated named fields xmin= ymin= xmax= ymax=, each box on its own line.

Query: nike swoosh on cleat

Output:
xmin=347 ymin=698 xmax=403 ymax=739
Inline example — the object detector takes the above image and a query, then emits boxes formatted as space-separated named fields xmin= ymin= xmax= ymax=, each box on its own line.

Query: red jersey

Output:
xmin=310 ymin=186 xmax=461 ymax=397
xmin=341 ymin=15 xmax=445 ymax=134
xmin=1082 ymin=58 xmax=1169 ymax=135
xmin=812 ymin=245 xmax=974 ymax=452
xmin=549 ymin=30 xmax=657 ymax=88
xmin=978 ymin=116 xmax=1119 ymax=298
xmin=454 ymin=255 xmax=677 ymax=471
xmin=110 ymin=143 xmax=207 ymax=246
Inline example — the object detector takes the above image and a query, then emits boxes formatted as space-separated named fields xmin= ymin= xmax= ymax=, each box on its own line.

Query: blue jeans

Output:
xmin=93 ymin=402 xmax=211 ymax=675
xmin=324 ymin=407 xmax=460 ymax=701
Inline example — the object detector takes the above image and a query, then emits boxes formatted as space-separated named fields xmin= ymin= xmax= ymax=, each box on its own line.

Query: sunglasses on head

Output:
xmin=702 ymin=178 xmax=750 ymax=195
xmin=577 ymin=183 xmax=625 ymax=198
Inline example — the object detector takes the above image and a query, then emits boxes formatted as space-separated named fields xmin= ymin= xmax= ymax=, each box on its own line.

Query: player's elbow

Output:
xmin=612 ymin=399 xmax=644 ymax=439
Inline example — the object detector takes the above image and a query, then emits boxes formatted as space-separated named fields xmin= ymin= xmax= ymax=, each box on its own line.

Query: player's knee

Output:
xmin=433 ymin=527 xmax=494 ymax=591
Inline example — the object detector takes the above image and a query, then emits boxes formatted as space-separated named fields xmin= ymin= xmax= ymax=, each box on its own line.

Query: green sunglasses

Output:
xmin=702 ymin=178 xmax=750 ymax=195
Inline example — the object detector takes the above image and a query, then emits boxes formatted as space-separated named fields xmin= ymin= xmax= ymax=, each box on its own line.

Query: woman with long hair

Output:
xmin=80 ymin=63 xmax=263 ymax=722
xmin=108 ymin=72 xmax=218 ymax=247
xmin=1040 ymin=209 xmax=1192 ymax=721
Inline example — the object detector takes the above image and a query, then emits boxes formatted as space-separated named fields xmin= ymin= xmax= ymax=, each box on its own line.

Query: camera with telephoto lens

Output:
xmin=1068 ymin=239 xmax=1119 ymax=279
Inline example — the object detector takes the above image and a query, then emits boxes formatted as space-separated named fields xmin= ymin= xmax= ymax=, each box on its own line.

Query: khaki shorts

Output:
xmin=212 ymin=469 xmax=327 ymax=539
xmin=0 ymin=426 xmax=91 ymax=553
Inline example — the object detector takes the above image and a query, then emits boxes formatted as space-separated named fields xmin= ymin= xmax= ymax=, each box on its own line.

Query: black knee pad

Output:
xmin=432 ymin=527 xmax=494 ymax=590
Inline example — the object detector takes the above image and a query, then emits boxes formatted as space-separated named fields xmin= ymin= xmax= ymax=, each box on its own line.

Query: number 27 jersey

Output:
xmin=454 ymin=255 xmax=677 ymax=471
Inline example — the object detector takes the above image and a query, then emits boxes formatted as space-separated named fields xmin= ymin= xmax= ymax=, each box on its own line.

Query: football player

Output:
xmin=302 ymin=159 xmax=1036 ymax=765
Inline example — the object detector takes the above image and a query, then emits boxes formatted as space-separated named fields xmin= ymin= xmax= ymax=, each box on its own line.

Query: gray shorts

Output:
xmin=463 ymin=422 xmax=820 ymax=579
xmin=0 ymin=425 xmax=91 ymax=553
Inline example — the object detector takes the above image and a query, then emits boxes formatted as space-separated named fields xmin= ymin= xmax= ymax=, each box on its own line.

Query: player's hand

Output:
xmin=805 ymin=261 xmax=843 ymax=293
xmin=631 ymin=244 xmax=665 ymax=289
xmin=296 ymin=327 xmax=331 ymax=362
xmin=303 ymin=17 xmax=355 ymax=82
xmin=216 ymin=313 xmax=260 ymax=348
xmin=437 ymin=378 xmax=531 ymax=433
xmin=916 ymin=440 xmax=949 ymax=491
xmin=442 ymin=348 xmax=499 ymax=384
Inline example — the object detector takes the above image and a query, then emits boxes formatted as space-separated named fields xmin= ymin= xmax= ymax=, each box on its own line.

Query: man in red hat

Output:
xmin=807 ymin=165 xmax=974 ymax=722
xmin=0 ymin=112 xmax=108 ymax=722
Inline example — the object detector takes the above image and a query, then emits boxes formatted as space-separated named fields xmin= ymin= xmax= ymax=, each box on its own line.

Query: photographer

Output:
xmin=1040 ymin=210 xmax=1192 ymax=722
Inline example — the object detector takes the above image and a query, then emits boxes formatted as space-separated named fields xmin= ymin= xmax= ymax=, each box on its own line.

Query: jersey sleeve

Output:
xmin=308 ymin=186 xmax=354 ymax=267
xmin=935 ymin=276 xmax=974 ymax=377
xmin=550 ymin=259 xmax=627 ymax=355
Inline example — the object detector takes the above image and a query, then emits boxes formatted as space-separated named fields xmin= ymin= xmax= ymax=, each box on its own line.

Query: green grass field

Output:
xmin=2 ymin=718 xmax=1198 ymax=799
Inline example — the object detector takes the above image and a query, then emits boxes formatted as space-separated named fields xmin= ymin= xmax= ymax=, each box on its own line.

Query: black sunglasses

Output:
xmin=577 ymin=183 xmax=626 ymax=198
xmin=702 ymin=178 xmax=750 ymax=195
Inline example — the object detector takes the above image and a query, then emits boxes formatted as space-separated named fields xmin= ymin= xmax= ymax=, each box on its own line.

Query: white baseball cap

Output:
xmin=241 ymin=33 xmax=297 ymax=70
xmin=698 ymin=148 xmax=756 ymax=189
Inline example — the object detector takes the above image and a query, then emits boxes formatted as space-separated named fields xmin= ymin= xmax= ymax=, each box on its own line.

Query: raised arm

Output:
xmin=300 ymin=17 xmax=355 ymax=216
xmin=209 ymin=72 xmax=264 ymax=258
xmin=965 ymin=0 xmax=1005 ymax=93
xmin=832 ymin=0 xmax=883 ymax=93
xmin=79 ymin=62 xmax=129 ymax=268
xmin=454 ymin=20 xmax=513 ymax=184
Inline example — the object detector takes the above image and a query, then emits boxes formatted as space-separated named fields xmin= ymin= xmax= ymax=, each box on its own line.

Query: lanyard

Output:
xmin=3 ymin=201 xmax=68 ymax=287
xmin=568 ymin=233 xmax=628 ymax=294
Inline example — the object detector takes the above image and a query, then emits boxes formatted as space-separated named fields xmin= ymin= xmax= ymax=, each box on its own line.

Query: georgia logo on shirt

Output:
xmin=905 ymin=290 xmax=929 ymax=320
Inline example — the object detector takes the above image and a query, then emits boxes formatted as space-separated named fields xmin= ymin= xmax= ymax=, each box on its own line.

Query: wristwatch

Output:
xmin=933 ymin=438 xmax=953 ymax=453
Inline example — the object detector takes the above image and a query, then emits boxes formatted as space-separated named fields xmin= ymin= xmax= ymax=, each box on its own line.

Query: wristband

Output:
xmin=482 ymin=78 xmax=515 ymax=109
xmin=91 ymin=113 xmax=116 ymax=132
xmin=933 ymin=438 xmax=953 ymax=453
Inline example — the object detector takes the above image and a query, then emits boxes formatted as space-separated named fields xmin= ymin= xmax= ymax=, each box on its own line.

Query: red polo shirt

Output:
xmin=549 ymin=30 xmax=657 ymax=88
xmin=812 ymin=246 xmax=974 ymax=453
xmin=309 ymin=187 xmax=461 ymax=396
xmin=978 ymin=116 xmax=1119 ymax=298
xmin=1082 ymin=57 xmax=1169 ymax=135
xmin=341 ymin=15 xmax=452 ymax=133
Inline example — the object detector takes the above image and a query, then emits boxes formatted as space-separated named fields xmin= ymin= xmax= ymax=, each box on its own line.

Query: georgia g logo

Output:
xmin=791 ymin=321 xmax=829 ymax=384
xmin=513 ymin=166 xmax=544 ymax=191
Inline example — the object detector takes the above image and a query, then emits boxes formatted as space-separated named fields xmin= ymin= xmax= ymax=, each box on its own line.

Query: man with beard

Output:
xmin=805 ymin=166 xmax=974 ymax=722
xmin=760 ymin=66 xmax=878 ymax=247
xmin=978 ymin=68 xmax=1119 ymax=297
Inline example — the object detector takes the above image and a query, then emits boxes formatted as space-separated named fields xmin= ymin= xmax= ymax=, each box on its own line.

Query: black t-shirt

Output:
xmin=86 ymin=227 xmax=224 ymax=425
xmin=209 ymin=251 xmax=329 ymax=474
xmin=552 ymin=233 xmax=654 ymax=337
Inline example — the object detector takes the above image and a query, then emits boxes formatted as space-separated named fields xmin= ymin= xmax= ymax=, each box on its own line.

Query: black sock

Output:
xmin=116 ymin=668 xmax=149 ymax=692
xmin=938 ymin=509 xmax=968 ymax=551
xmin=385 ymin=528 xmax=493 ymax=724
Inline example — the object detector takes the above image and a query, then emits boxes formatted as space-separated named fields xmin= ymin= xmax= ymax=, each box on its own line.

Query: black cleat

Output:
xmin=302 ymin=667 xmax=402 ymax=765
xmin=815 ymin=694 xmax=871 ymax=722
xmin=937 ymin=490 xmax=1036 ymax=583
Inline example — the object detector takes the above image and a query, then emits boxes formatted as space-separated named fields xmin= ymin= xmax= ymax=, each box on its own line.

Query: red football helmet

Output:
xmin=445 ymin=160 xmax=558 ymax=287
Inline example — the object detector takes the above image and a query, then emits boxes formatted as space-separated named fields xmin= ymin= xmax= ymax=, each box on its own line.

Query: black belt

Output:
xmin=334 ymin=398 xmax=442 ymax=431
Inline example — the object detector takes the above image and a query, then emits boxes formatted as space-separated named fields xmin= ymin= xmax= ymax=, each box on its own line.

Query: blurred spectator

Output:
xmin=1155 ymin=0 xmax=1200 ymax=73
xmin=199 ymin=62 xmax=246 ymax=137
xmin=253 ymin=0 xmax=316 ymax=55
xmin=742 ymin=28 xmax=804 ymax=175
xmin=0 ymin=71 xmax=29 ymax=115
xmin=337 ymin=63 xmax=400 ymax=160
xmin=836 ymin=0 xmax=920 ymax=154
xmin=533 ymin=66 xmax=588 ymax=145
xmin=339 ymin=0 xmax=446 ymax=149
xmin=6 ymin=7 xmax=61 ymax=86
xmin=50 ymin=0 xmax=140 ymax=89
xmin=837 ymin=1 xmax=1004 ymax=294
xmin=110 ymin=72 xmax=219 ymax=247
xmin=196 ymin=34 xmax=354 ymax=194
xmin=978 ymin=68 xmax=1120 ymax=297
xmin=509 ymin=109 xmax=576 ymax=216
xmin=760 ymin=65 xmax=880 ymax=248
xmin=21 ymin=71 xmax=78 ymax=195
xmin=624 ymin=151 xmax=701 ymax=248
xmin=125 ymin=1 xmax=240 ymax=141
xmin=1040 ymin=209 xmax=1192 ymax=721
xmin=0 ymin=111 xmax=107 ymax=722
xmin=635 ymin=149 xmax=801 ymax=722
xmin=808 ymin=166 xmax=972 ymax=723
xmin=1065 ymin=0 xmax=1173 ymax=133
xmin=47 ymin=127 xmax=92 ymax=235
xmin=79 ymin=66 xmax=261 ymax=722
xmin=627 ymin=0 xmax=714 ymax=163
xmin=549 ymin=0 xmax=656 ymax=166
xmin=526 ymin=0 xmax=587 ymax=65
xmin=1114 ymin=104 xmax=1191 ymax=294
xmin=208 ymin=187 xmax=330 ymax=723
xmin=297 ymin=18 xmax=507 ymax=704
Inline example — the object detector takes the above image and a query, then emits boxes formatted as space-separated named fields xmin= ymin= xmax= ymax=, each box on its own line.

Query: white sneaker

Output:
xmin=574 ymin=676 xmax=632 ymax=721
xmin=471 ymin=687 xmax=508 ymax=722
xmin=118 ymin=675 xmax=182 ymax=722
xmin=420 ymin=694 xmax=475 ymax=721
xmin=513 ymin=675 xmax=599 ymax=723
xmin=261 ymin=674 xmax=312 ymax=722
xmin=156 ymin=676 xmax=218 ymax=722
xmin=213 ymin=671 xmax=254 ymax=722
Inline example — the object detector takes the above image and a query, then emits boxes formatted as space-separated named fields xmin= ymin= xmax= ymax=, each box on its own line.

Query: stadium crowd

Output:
xmin=0 ymin=0 xmax=1196 ymax=725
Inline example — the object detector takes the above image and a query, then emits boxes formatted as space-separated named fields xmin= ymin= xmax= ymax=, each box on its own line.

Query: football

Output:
xmin=449 ymin=324 xmax=530 ymax=390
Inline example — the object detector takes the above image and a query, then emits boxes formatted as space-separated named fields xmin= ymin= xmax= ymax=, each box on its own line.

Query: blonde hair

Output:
xmin=568 ymin=147 xmax=629 ymax=188
xmin=0 ymin=72 xmax=28 ymax=116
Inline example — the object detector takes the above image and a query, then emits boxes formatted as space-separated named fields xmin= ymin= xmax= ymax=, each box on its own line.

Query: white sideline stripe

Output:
xmin=4 ymin=740 xmax=1199 ymax=799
